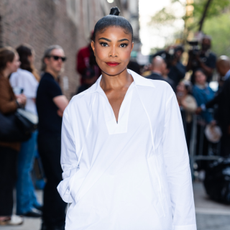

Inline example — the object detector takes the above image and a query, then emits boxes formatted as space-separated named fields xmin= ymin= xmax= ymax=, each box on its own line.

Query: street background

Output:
xmin=0 ymin=181 xmax=229 ymax=230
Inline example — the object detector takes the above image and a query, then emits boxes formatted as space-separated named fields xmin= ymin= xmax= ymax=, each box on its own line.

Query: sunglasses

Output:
xmin=48 ymin=55 xmax=67 ymax=62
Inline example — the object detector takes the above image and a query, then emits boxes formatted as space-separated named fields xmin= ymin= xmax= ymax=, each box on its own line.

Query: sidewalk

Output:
xmin=194 ymin=181 xmax=230 ymax=230
xmin=1 ymin=182 xmax=230 ymax=230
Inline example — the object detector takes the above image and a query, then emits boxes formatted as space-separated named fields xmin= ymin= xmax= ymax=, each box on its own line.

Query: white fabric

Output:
xmin=57 ymin=70 xmax=197 ymax=230
xmin=10 ymin=68 xmax=38 ymax=115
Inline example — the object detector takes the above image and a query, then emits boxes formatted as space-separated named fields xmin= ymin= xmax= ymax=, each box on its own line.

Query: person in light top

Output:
xmin=58 ymin=7 xmax=197 ymax=230
xmin=10 ymin=44 xmax=42 ymax=218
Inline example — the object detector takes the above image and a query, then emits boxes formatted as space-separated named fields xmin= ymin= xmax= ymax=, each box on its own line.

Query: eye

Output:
xmin=120 ymin=43 xmax=128 ymax=48
xmin=100 ymin=42 xmax=108 ymax=47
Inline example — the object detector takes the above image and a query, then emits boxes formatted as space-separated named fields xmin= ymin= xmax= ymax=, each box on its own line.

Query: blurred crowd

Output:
xmin=0 ymin=33 xmax=230 ymax=228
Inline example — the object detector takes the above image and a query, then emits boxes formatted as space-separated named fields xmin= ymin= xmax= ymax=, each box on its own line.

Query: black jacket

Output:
xmin=206 ymin=77 xmax=230 ymax=134
xmin=146 ymin=72 xmax=176 ymax=92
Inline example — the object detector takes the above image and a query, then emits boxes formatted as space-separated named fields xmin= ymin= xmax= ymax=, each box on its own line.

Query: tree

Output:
xmin=149 ymin=0 xmax=230 ymax=42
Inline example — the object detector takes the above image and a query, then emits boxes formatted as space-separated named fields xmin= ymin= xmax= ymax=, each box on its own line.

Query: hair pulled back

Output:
xmin=0 ymin=46 xmax=16 ymax=76
xmin=16 ymin=44 xmax=40 ymax=82
xmin=92 ymin=7 xmax=133 ymax=41
xmin=41 ymin=44 xmax=63 ymax=72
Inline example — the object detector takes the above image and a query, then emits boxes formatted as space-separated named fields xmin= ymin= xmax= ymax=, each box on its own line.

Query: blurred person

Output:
xmin=127 ymin=60 xmax=141 ymax=74
xmin=146 ymin=55 xmax=175 ymax=90
xmin=76 ymin=32 xmax=101 ymax=86
xmin=197 ymin=56 xmax=230 ymax=157
xmin=58 ymin=7 xmax=196 ymax=230
xmin=192 ymin=69 xmax=215 ymax=124
xmin=177 ymin=80 xmax=197 ymax=148
xmin=167 ymin=45 xmax=186 ymax=86
xmin=151 ymin=45 xmax=186 ymax=87
xmin=187 ymin=35 xmax=217 ymax=84
xmin=192 ymin=69 xmax=215 ymax=168
xmin=0 ymin=47 xmax=26 ymax=226
xmin=10 ymin=44 xmax=42 ymax=218
xmin=36 ymin=45 xmax=68 ymax=230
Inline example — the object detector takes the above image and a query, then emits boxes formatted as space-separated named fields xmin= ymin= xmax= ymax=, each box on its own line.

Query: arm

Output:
xmin=0 ymin=80 xmax=19 ymax=114
xmin=53 ymin=95 xmax=68 ymax=115
xmin=163 ymin=93 xmax=196 ymax=230
xmin=57 ymin=107 xmax=79 ymax=203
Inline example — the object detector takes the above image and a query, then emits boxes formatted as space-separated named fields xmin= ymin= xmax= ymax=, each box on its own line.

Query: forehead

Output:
xmin=51 ymin=48 xmax=64 ymax=56
xmin=96 ymin=26 xmax=132 ymax=39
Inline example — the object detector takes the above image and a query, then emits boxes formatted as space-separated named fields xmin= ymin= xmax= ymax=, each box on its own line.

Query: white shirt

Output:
xmin=58 ymin=70 xmax=196 ymax=230
xmin=10 ymin=68 xmax=38 ymax=115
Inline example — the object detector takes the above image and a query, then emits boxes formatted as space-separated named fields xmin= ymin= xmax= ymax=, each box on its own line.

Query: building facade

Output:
xmin=0 ymin=0 xmax=139 ymax=98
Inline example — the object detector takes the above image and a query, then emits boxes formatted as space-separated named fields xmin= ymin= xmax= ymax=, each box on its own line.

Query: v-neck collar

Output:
xmin=96 ymin=74 xmax=134 ymax=135
xmin=89 ymin=69 xmax=156 ymax=135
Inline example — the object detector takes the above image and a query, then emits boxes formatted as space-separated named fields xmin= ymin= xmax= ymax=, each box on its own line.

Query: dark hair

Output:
xmin=92 ymin=7 xmax=133 ymax=41
xmin=16 ymin=44 xmax=40 ymax=82
xmin=41 ymin=44 xmax=63 ymax=72
xmin=0 ymin=46 xmax=16 ymax=75
xmin=194 ymin=68 xmax=206 ymax=76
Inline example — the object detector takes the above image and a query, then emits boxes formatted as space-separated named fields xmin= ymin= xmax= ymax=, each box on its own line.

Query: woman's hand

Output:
xmin=16 ymin=94 xmax=27 ymax=107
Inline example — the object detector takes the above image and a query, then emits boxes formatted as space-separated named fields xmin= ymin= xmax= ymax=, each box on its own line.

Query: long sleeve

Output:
xmin=57 ymin=107 xmax=80 ymax=203
xmin=0 ymin=77 xmax=17 ymax=114
xmin=163 ymin=93 xmax=197 ymax=230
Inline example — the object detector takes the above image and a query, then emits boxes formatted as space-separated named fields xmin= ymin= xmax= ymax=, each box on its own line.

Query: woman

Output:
xmin=0 ymin=47 xmax=26 ymax=225
xmin=10 ymin=44 xmax=42 ymax=217
xmin=192 ymin=69 xmax=215 ymax=124
xmin=176 ymin=80 xmax=197 ymax=150
xmin=192 ymin=69 xmax=215 ymax=168
xmin=58 ymin=7 xmax=196 ymax=230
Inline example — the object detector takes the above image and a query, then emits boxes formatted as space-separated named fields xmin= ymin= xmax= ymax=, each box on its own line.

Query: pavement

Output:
xmin=1 ymin=181 xmax=230 ymax=230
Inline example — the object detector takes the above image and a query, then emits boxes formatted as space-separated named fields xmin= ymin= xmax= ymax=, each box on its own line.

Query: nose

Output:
xmin=109 ymin=45 xmax=117 ymax=57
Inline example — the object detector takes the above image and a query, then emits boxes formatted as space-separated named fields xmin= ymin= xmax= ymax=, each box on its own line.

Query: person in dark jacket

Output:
xmin=197 ymin=56 xmax=230 ymax=157
xmin=146 ymin=56 xmax=175 ymax=91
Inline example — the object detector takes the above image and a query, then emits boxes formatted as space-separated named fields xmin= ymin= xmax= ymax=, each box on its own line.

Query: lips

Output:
xmin=106 ymin=62 xmax=120 ymax=67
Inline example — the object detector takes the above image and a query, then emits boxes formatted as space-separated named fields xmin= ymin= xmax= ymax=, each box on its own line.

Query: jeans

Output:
xmin=16 ymin=130 xmax=41 ymax=214
xmin=38 ymin=134 xmax=66 ymax=227
xmin=0 ymin=146 xmax=17 ymax=216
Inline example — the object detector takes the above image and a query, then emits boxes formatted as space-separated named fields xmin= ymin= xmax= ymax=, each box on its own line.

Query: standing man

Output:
xmin=36 ymin=45 xmax=68 ymax=230
xmin=198 ymin=56 xmax=230 ymax=157
xmin=187 ymin=35 xmax=216 ymax=84
xmin=146 ymin=56 xmax=175 ymax=91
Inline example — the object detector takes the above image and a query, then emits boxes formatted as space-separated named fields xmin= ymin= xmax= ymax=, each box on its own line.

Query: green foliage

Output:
xmin=203 ymin=13 xmax=230 ymax=57
xmin=193 ymin=0 xmax=230 ymax=19
xmin=149 ymin=7 xmax=177 ymax=25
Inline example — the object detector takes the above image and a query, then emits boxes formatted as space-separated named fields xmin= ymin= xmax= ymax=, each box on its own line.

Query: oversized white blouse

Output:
xmin=57 ymin=70 xmax=197 ymax=230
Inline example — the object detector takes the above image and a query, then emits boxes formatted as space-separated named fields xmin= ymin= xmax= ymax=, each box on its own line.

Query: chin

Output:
xmin=101 ymin=67 xmax=127 ymax=77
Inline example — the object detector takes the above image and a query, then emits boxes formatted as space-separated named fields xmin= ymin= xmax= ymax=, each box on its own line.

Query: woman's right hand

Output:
xmin=16 ymin=94 xmax=27 ymax=107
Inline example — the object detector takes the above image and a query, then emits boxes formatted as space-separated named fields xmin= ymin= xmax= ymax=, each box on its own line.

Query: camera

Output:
xmin=187 ymin=40 xmax=200 ymax=68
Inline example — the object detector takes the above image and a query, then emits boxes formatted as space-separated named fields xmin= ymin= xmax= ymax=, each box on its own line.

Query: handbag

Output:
xmin=0 ymin=109 xmax=38 ymax=142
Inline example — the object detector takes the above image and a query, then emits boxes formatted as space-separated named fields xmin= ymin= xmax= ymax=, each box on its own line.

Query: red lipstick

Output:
xmin=106 ymin=62 xmax=119 ymax=67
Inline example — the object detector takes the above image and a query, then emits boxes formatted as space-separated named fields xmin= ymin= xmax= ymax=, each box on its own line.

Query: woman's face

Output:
xmin=195 ymin=70 xmax=206 ymax=85
xmin=91 ymin=26 xmax=134 ymax=76
xmin=177 ymin=82 xmax=186 ymax=95
xmin=7 ymin=53 xmax=20 ymax=73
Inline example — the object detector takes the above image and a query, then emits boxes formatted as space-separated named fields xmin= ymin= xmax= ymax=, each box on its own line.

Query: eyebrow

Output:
xmin=98 ymin=37 xmax=129 ymax=42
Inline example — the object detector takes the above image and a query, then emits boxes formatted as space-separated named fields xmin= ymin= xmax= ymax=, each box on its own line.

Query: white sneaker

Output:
xmin=0 ymin=215 xmax=23 ymax=226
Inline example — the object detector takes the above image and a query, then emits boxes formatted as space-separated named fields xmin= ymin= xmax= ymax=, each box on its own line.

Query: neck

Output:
xmin=100 ymin=69 xmax=133 ymax=91
xmin=152 ymin=70 xmax=161 ymax=75
xmin=45 ymin=68 xmax=59 ymax=79
xmin=2 ymin=68 xmax=11 ymax=78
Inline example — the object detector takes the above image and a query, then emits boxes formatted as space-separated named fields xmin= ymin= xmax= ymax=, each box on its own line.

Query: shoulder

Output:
xmin=18 ymin=68 xmax=35 ymax=79
xmin=129 ymin=69 xmax=174 ymax=102
xmin=77 ymin=46 xmax=90 ymax=55
xmin=208 ymin=51 xmax=217 ymax=59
